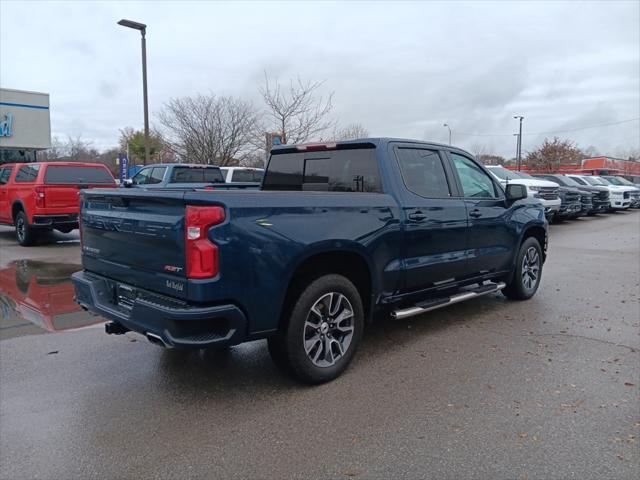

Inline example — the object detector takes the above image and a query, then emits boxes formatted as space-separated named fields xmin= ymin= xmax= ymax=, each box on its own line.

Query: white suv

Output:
xmin=566 ymin=174 xmax=632 ymax=210
xmin=486 ymin=166 xmax=561 ymax=217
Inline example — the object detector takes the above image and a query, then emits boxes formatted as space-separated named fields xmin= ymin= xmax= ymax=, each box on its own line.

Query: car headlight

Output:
xmin=528 ymin=186 xmax=541 ymax=192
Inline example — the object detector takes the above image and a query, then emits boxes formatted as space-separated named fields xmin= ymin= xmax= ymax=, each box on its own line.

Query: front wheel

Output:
xmin=268 ymin=274 xmax=364 ymax=384
xmin=502 ymin=237 xmax=543 ymax=300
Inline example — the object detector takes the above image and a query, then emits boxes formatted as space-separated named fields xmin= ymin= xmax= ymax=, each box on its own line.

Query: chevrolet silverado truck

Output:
xmin=485 ymin=166 xmax=561 ymax=219
xmin=0 ymin=162 xmax=116 ymax=245
xmin=72 ymin=139 xmax=548 ymax=383
xmin=534 ymin=174 xmax=608 ymax=214
xmin=567 ymin=174 xmax=632 ymax=210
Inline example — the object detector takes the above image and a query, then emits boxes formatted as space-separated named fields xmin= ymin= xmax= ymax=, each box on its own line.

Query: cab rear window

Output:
xmin=263 ymin=147 xmax=381 ymax=192
xmin=44 ymin=166 xmax=114 ymax=184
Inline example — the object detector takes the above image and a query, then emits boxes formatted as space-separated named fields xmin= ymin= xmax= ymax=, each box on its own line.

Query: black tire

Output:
xmin=502 ymin=237 xmax=543 ymax=300
xmin=267 ymin=274 xmax=364 ymax=384
xmin=14 ymin=211 xmax=36 ymax=246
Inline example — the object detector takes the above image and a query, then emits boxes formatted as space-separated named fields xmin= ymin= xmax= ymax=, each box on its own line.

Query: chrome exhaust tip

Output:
xmin=146 ymin=332 xmax=167 ymax=348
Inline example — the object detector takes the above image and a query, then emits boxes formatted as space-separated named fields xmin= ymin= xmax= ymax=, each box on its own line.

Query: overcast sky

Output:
xmin=2 ymin=0 xmax=639 ymax=158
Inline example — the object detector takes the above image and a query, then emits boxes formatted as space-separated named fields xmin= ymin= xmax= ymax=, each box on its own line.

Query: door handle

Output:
xmin=469 ymin=209 xmax=482 ymax=218
xmin=408 ymin=211 xmax=427 ymax=221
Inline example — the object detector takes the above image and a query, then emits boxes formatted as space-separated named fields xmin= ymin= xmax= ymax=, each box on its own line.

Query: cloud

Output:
xmin=1 ymin=0 xmax=638 ymax=158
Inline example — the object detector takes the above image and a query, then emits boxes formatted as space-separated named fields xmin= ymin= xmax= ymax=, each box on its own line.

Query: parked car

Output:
xmin=0 ymin=162 xmax=116 ymax=245
xmin=124 ymin=163 xmax=225 ymax=188
xmin=600 ymin=176 xmax=640 ymax=208
xmin=566 ymin=174 xmax=631 ymax=210
xmin=220 ymin=166 xmax=264 ymax=184
xmin=533 ymin=174 xmax=607 ymax=215
xmin=485 ymin=166 xmax=560 ymax=219
xmin=73 ymin=139 xmax=548 ymax=384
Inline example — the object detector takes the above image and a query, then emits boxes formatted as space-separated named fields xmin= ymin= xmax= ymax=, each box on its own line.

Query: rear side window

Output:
xmin=44 ymin=166 xmax=114 ymax=184
xmin=15 ymin=165 xmax=41 ymax=183
xmin=171 ymin=167 xmax=224 ymax=183
xmin=263 ymin=148 xmax=382 ymax=192
xmin=231 ymin=169 xmax=264 ymax=183
xmin=0 ymin=167 xmax=12 ymax=185
xmin=395 ymin=148 xmax=451 ymax=198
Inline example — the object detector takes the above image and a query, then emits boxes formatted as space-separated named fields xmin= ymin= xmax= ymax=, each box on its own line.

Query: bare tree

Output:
xmin=38 ymin=136 xmax=65 ymax=162
xmin=477 ymin=154 xmax=506 ymax=166
xmin=65 ymin=134 xmax=96 ymax=162
xmin=260 ymin=73 xmax=334 ymax=144
xmin=333 ymin=123 xmax=369 ymax=141
xmin=158 ymin=93 xmax=259 ymax=166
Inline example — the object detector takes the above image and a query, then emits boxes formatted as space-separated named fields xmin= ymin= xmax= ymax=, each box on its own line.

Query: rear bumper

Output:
xmin=32 ymin=214 xmax=78 ymax=229
xmin=72 ymin=270 xmax=247 ymax=348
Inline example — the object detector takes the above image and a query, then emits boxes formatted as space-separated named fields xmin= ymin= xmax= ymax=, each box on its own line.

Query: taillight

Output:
xmin=185 ymin=206 xmax=225 ymax=279
xmin=35 ymin=186 xmax=45 ymax=207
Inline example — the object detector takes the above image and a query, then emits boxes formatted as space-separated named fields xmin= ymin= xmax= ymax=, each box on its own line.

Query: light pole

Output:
xmin=514 ymin=115 xmax=524 ymax=171
xmin=118 ymin=19 xmax=150 ymax=166
xmin=443 ymin=123 xmax=451 ymax=145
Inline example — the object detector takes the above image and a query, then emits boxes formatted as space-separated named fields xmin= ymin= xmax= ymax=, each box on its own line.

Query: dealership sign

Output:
xmin=0 ymin=113 xmax=12 ymax=137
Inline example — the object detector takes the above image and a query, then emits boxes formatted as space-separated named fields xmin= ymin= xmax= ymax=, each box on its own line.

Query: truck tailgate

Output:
xmin=80 ymin=189 xmax=190 ymax=299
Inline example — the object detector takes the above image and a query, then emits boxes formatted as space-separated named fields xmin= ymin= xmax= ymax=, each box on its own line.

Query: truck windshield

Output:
xmin=584 ymin=176 xmax=604 ymax=186
xmin=263 ymin=147 xmax=381 ymax=192
xmin=569 ymin=176 xmax=587 ymax=185
xmin=44 ymin=166 xmax=114 ymax=184
xmin=560 ymin=176 xmax=581 ymax=187
xmin=171 ymin=167 xmax=224 ymax=183
xmin=603 ymin=176 xmax=632 ymax=186
xmin=487 ymin=167 xmax=521 ymax=181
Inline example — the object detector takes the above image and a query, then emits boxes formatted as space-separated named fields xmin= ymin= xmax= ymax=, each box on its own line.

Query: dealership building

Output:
xmin=0 ymin=88 xmax=51 ymax=165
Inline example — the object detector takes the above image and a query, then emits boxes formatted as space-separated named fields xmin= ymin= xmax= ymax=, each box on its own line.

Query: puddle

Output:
xmin=0 ymin=260 xmax=104 ymax=340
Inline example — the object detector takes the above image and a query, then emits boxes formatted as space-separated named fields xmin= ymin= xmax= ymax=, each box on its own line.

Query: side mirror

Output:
xmin=505 ymin=183 xmax=527 ymax=202
xmin=122 ymin=178 xmax=133 ymax=188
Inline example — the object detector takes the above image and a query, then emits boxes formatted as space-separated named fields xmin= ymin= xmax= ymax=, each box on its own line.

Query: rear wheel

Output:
xmin=502 ymin=237 xmax=543 ymax=300
xmin=268 ymin=274 xmax=364 ymax=384
xmin=14 ymin=211 xmax=36 ymax=246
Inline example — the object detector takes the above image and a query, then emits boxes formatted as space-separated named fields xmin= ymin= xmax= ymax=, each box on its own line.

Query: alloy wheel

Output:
xmin=303 ymin=292 xmax=355 ymax=367
xmin=521 ymin=246 xmax=540 ymax=291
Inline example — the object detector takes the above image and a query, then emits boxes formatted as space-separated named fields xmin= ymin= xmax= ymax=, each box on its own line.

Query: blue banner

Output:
xmin=118 ymin=154 xmax=129 ymax=182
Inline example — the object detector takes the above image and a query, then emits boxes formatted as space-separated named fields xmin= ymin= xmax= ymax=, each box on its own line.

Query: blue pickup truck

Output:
xmin=124 ymin=163 xmax=258 ymax=190
xmin=73 ymin=139 xmax=548 ymax=383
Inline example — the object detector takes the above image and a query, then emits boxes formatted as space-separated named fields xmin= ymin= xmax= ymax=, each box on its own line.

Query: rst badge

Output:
xmin=164 ymin=265 xmax=183 ymax=273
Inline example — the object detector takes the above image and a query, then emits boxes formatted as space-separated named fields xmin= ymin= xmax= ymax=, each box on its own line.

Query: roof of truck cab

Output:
xmin=1 ymin=162 xmax=110 ymax=168
xmin=270 ymin=137 xmax=467 ymax=153
xmin=138 ymin=163 xmax=221 ymax=168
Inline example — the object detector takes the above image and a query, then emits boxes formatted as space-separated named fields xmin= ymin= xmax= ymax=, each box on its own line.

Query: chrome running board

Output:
xmin=391 ymin=282 xmax=506 ymax=320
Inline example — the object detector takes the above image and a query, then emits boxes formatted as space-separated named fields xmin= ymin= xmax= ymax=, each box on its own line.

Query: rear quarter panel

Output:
xmin=183 ymin=190 xmax=403 ymax=335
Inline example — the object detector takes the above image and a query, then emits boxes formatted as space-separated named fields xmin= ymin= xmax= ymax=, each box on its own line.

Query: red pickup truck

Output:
xmin=0 ymin=162 xmax=116 ymax=246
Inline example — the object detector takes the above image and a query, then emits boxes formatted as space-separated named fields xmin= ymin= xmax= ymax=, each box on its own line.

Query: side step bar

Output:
xmin=391 ymin=282 xmax=506 ymax=320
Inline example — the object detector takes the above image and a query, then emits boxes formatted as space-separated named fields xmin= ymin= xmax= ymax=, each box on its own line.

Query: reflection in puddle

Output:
xmin=0 ymin=260 xmax=103 ymax=340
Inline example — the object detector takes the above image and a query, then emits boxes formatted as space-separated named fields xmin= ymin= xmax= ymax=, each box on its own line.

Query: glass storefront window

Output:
xmin=0 ymin=149 xmax=38 ymax=165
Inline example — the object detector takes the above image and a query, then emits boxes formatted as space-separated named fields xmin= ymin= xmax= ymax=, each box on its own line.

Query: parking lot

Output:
xmin=1 ymin=211 xmax=638 ymax=479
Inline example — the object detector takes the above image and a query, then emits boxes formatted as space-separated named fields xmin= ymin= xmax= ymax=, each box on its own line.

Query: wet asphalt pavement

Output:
xmin=0 ymin=212 xmax=639 ymax=479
